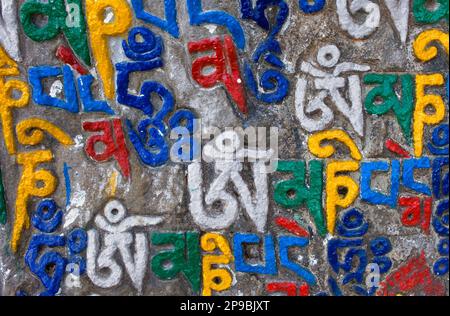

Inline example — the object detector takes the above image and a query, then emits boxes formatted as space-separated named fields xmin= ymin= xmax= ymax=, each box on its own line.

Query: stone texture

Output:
xmin=0 ymin=0 xmax=448 ymax=296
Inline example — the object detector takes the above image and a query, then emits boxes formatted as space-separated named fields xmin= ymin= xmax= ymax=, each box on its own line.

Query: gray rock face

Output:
xmin=0 ymin=0 xmax=448 ymax=296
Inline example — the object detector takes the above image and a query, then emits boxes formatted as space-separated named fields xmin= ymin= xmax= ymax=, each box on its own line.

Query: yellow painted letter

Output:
xmin=326 ymin=161 xmax=360 ymax=234
xmin=201 ymin=233 xmax=234 ymax=296
xmin=414 ymin=74 xmax=446 ymax=157
xmin=0 ymin=46 xmax=30 ymax=154
xmin=85 ymin=0 xmax=132 ymax=99
xmin=12 ymin=150 xmax=57 ymax=252
xmin=413 ymin=29 xmax=449 ymax=62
